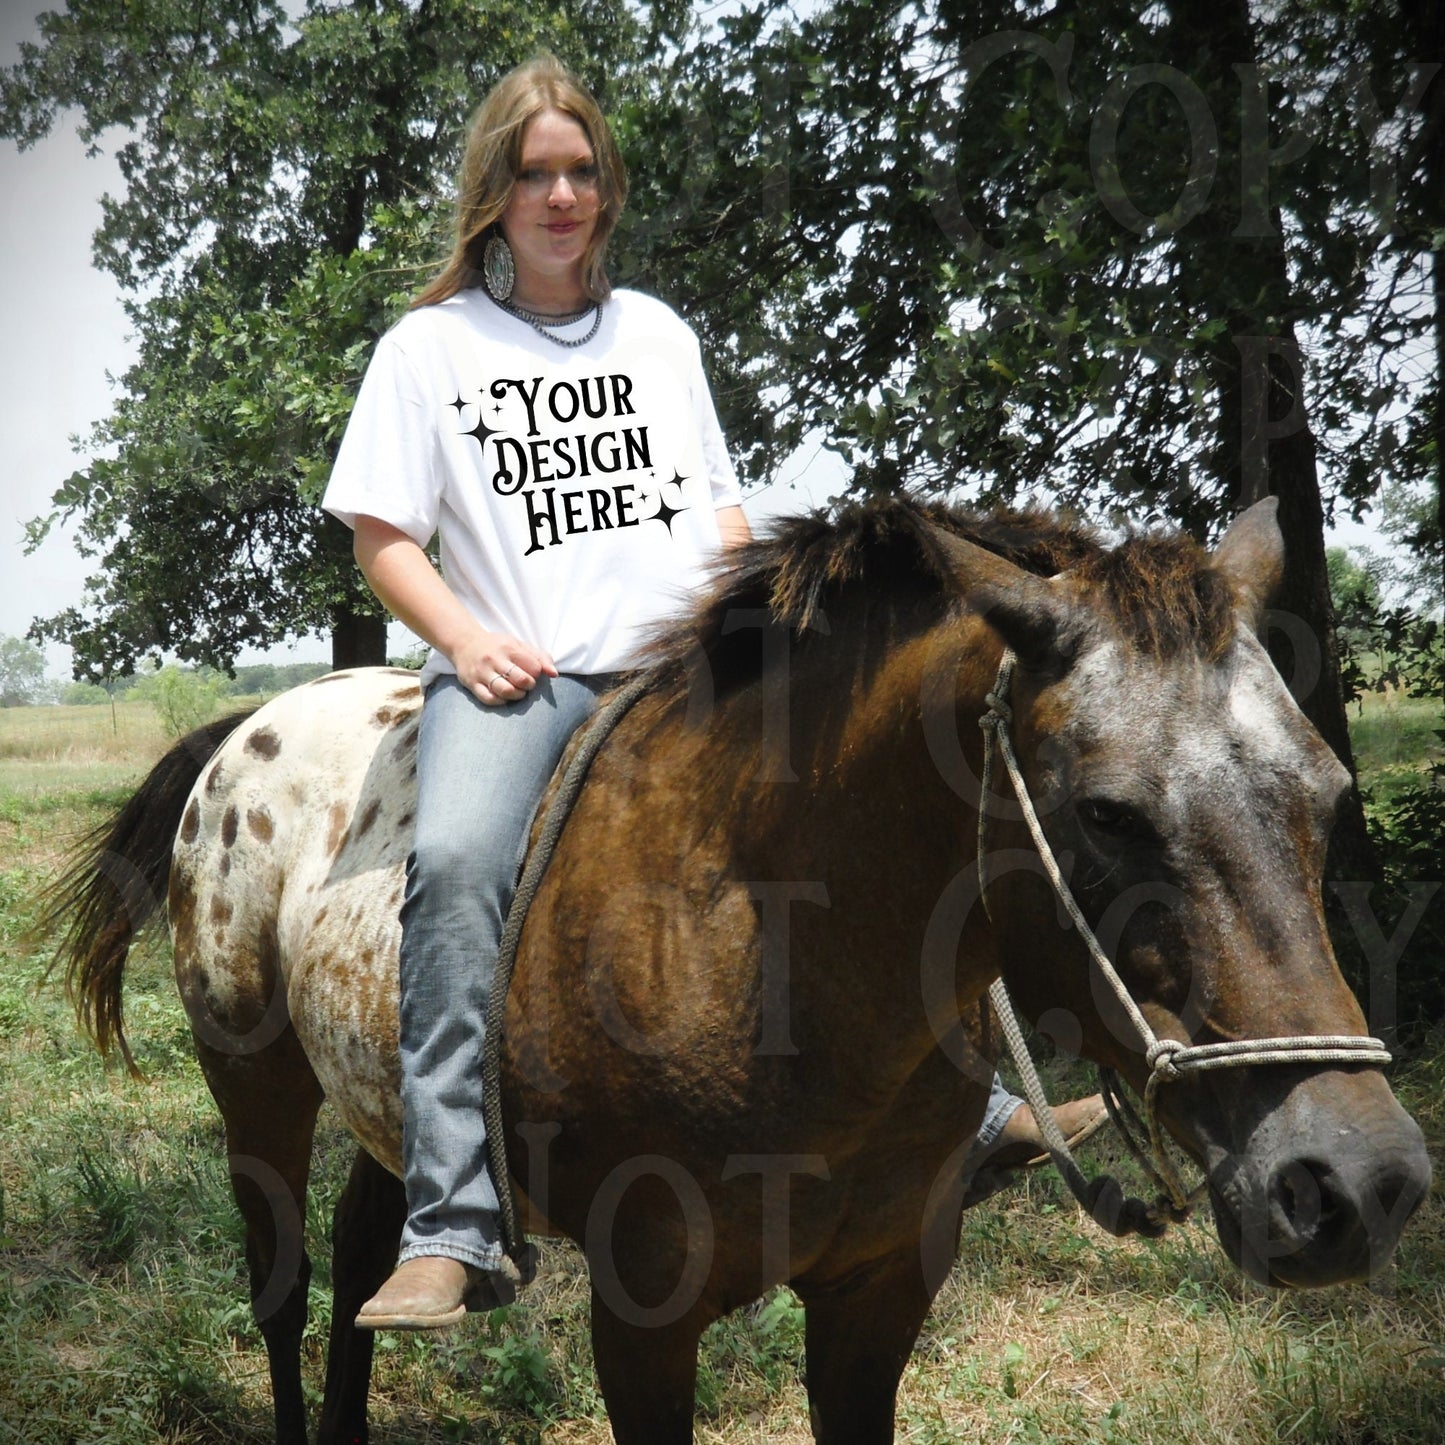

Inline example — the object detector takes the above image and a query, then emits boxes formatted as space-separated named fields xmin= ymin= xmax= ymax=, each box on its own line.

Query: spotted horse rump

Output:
xmin=170 ymin=667 xmax=421 ymax=1172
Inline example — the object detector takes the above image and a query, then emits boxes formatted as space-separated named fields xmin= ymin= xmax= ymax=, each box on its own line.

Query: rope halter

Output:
xmin=976 ymin=648 xmax=1391 ymax=1236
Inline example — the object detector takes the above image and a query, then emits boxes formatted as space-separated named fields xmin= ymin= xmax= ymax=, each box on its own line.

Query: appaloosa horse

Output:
xmin=50 ymin=497 xmax=1429 ymax=1444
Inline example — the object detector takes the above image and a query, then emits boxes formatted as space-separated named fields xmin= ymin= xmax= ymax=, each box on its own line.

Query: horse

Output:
xmin=48 ymin=496 xmax=1430 ymax=1444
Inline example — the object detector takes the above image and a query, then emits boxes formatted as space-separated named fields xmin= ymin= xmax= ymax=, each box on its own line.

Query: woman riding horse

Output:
xmin=321 ymin=55 xmax=754 ymax=1327
xmin=324 ymin=53 xmax=1098 ymax=1333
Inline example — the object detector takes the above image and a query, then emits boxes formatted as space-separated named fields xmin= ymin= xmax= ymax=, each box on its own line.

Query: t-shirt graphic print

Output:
xmin=462 ymin=363 xmax=693 ymax=557
xmin=324 ymin=289 xmax=743 ymax=682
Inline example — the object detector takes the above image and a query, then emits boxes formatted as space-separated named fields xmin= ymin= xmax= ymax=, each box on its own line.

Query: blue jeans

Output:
xmin=976 ymin=1073 xmax=1022 ymax=1149
xmin=396 ymin=671 xmax=613 ymax=1270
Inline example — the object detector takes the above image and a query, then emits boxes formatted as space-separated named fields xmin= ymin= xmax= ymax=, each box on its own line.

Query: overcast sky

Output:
xmin=0 ymin=7 xmax=136 ymax=674
xmin=1 ymin=3 xmax=1386 ymax=683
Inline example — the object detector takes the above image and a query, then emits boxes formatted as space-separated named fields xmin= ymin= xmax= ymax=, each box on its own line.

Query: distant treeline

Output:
xmin=61 ymin=662 xmax=334 ymax=704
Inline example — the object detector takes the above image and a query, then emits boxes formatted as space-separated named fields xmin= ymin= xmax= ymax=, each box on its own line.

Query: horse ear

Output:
xmin=1212 ymin=496 xmax=1285 ymax=635
xmin=932 ymin=529 xmax=1074 ymax=668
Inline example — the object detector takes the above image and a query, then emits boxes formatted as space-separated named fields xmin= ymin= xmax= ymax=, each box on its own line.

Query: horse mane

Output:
xmin=647 ymin=496 xmax=1236 ymax=694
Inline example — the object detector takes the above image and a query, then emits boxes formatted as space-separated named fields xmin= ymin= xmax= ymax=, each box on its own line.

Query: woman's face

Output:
xmin=499 ymin=108 xmax=601 ymax=298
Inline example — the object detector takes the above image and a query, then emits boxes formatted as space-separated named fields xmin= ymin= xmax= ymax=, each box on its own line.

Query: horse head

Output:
xmin=943 ymin=499 xmax=1430 ymax=1288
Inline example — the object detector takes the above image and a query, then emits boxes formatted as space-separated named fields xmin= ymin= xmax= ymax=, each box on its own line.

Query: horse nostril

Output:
xmin=1233 ymin=1129 xmax=1431 ymax=1288
xmin=1269 ymin=1158 xmax=1340 ymax=1238
xmin=1370 ymin=1158 xmax=1425 ymax=1226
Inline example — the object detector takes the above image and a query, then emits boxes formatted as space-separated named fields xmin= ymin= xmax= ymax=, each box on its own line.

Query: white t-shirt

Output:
xmin=323 ymin=287 xmax=743 ymax=682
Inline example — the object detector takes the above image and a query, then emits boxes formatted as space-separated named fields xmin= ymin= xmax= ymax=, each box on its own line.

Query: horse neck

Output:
xmin=686 ymin=604 xmax=1005 ymax=1063
xmin=765 ymin=602 xmax=997 ymax=839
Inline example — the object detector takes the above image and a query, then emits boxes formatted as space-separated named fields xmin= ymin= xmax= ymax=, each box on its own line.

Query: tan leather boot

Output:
xmin=961 ymin=1094 xmax=1109 ymax=1208
xmin=355 ymin=1256 xmax=472 ymax=1330
xmin=988 ymin=1094 xmax=1109 ymax=1171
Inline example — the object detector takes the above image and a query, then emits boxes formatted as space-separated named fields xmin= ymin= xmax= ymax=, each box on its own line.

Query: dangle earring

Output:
xmin=482 ymin=232 xmax=515 ymax=302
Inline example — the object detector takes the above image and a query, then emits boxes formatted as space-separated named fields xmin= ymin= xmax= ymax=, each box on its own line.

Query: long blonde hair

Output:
xmin=413 ymin=56 xmax=627 ymax=309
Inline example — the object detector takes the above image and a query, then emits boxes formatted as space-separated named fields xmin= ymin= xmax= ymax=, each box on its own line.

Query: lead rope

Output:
xmin=977 ymin=648 xmax=1392 ymax=1236
xmin=482 ymin=671 xmax=653 ymax=1264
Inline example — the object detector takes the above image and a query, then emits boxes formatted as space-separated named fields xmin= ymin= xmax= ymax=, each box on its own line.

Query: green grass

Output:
xmin=1 ymin=700 xmax=1443 ymax=1442
xmin=1351 ymin=692 xmax=1444 ymax=808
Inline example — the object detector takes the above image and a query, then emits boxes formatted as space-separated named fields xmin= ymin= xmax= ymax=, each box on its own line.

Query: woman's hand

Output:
xmin=352 ymin=516 xmax=557 ymax=706
xmin=451 ymin=627 xmax=558 ymax=706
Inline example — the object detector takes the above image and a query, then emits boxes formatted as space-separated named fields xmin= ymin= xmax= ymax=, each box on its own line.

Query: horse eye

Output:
xmin=1077 ymin=797 xmax=1139 ymax=836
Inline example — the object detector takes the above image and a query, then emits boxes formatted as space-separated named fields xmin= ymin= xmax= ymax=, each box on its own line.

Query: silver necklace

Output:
xmin=491 ymin=293 xmax=602 ymax=348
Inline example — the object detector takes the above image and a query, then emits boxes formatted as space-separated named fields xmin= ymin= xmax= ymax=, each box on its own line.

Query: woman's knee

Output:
xmin=407 ymin=829 xmax=512 ymax=895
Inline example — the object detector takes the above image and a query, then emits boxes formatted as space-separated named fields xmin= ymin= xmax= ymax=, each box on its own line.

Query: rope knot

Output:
xmin=980 ymin=691 xmax=1012 ymax=728
xmin=1146 ymin=1038 xmax=1187 ymax=1081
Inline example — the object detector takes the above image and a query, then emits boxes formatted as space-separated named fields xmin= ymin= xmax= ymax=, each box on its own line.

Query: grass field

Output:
xmin=1 ymin=694 xmax=1443 ymax=1444
xmin=1349 ymin=693 xmax=1444 ymax=809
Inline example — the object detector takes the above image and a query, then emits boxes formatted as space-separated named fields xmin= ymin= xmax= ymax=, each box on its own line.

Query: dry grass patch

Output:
xmin=0 ymin=700 xmax=172 ymax=768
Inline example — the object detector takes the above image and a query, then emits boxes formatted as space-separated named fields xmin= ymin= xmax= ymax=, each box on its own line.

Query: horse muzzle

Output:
xmin=1202 ymin=1076 xmax=1431 ymax=1289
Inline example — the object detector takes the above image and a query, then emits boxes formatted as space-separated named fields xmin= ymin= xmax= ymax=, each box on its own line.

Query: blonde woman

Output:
xmin=323 ymin=55 xmax=750 ymax=1329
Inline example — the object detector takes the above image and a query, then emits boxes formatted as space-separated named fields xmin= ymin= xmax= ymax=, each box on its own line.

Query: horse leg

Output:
xmin=589 ymin=1287 xmax=708 ymax=1444
xmin=317 ymin=1148 xmax=407 ymax=1445
xmin=197 ymin=1036 xmax=324 ymax=1445
xmin=796 ymin=1251 xmax=937 ymax=1445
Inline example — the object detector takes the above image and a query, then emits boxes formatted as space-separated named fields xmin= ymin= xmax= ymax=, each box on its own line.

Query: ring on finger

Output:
xmin=491 ymin=673 xmax=509 ymax=691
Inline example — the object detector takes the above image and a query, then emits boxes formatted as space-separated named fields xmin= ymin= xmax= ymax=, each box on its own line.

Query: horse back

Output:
xmin=169 ymin=667 xmax=422 ymax=1172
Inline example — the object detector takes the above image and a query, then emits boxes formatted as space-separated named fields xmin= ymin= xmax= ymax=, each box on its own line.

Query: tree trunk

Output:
xmin=1435 ymin=244 xmax=1444 ymax=598
xmin=1405 ymin=0 xmax=1445 ymax=589
xmin=330 ymin=608 xmax=389 ymax=670
xmin=1176 ymin=0 xmax=1378 ymax=883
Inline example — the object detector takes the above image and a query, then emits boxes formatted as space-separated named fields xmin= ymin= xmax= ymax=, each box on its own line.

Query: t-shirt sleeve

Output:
xmin=322 ymin=332 xmax=442 ymax=545
xmin=689 ymin=339 xmax=744 ymax=512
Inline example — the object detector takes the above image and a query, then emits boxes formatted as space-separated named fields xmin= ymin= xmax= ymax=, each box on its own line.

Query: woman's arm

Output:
xmin=716 ymin=505 xmax=752 ymax=549
xmin=352 ymin=514 xmax=557 ymax=705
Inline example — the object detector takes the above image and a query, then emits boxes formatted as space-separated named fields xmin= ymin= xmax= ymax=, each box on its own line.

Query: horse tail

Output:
xmin=41 ymin=709 xmax=257 ymax=1076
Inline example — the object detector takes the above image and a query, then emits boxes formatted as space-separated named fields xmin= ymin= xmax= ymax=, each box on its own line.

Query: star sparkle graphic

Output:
xmin=644 ymin=469 xmax=694 ymax=536
xmin=651 ymin=492 xmax=688 ymax=536
xmin=448 ymin=393 xmax=469 ymax=414
xmin=463 ymin=413 xmax=504 ymax=450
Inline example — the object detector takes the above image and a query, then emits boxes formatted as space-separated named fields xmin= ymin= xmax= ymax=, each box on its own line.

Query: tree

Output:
xmin=132 ymin=663 xmax=231 ymax=736
xmin=1327 ymin=546 xmax=1386 ymax=628
xmin=4 ymin=0 xmax=692 ymax=678
xmin=1380 ymin=479 xmax=1444 ymax=612
xmin=5 ymin=4 xmax=1435 ymax=757
xmin=1327 ymin=544 xmax=1388 ymax=701
xmin=1391 ymin=0 xmax=1444 ymax=622
xmin=639 ymin=0 xmax=1443 ymax=880
xmin=0 ymin=635 xmax=51 ymax=706
xmin=60 ymin=680 xmax=112 ymax=704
